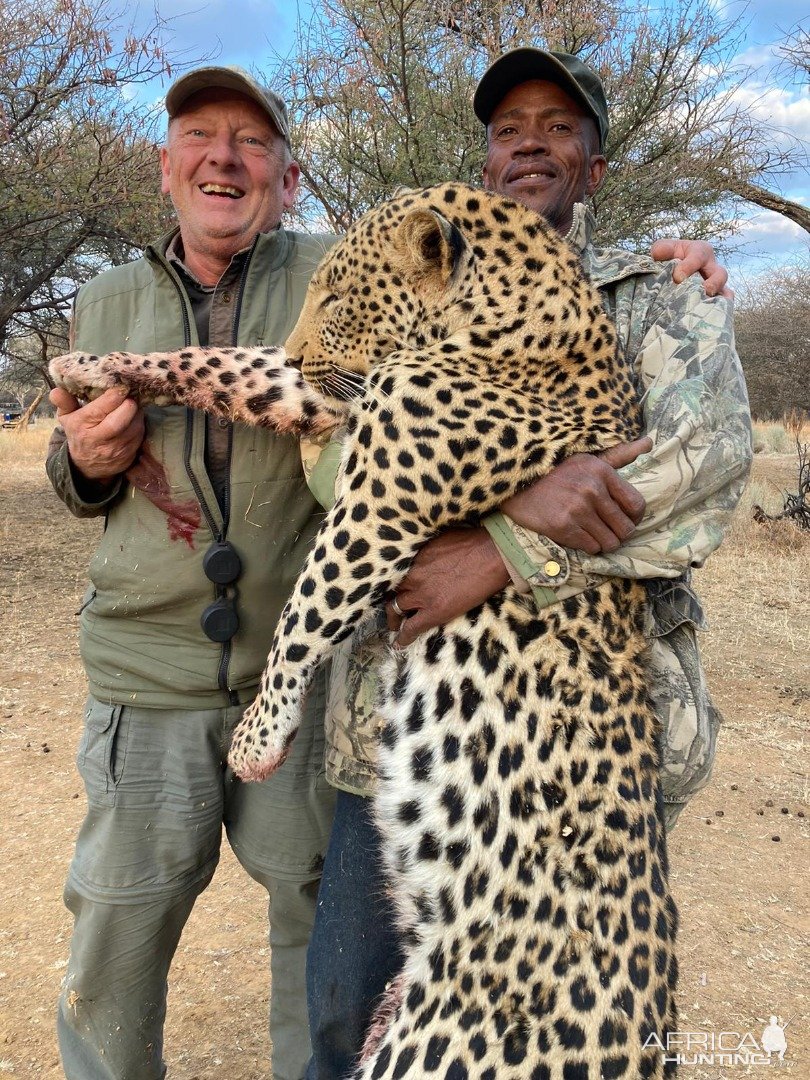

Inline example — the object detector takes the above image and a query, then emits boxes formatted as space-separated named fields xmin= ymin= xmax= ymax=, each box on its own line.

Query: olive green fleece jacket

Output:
xmin=47 ymin=226 xmax=337 ymax=708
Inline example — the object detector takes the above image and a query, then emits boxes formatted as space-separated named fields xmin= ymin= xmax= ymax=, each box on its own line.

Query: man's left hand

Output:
xmin=499 ymin=439 xmax=650 ymax=554
xmin=385 ymin=528 xmax=509 ymax=647
xmin=651 ymin=239 xmax=733 ymax=299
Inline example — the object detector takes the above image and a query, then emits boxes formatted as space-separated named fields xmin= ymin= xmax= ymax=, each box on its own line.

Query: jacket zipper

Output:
xmin=168 ymin=270 xmax=221 ymax=537
xmin=230 ymin=233 xmax=260 ymax=352
xmin=164 ymin=264 xmax=239 ymax=704
xmin=212 ymin=237 xmax=259 ymax=702
xmin=215 ymin=424 xmax=236 ymax=702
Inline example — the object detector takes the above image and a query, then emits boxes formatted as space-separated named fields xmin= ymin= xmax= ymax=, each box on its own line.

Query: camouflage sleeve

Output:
xmin=491 ymin=273 xmax=752 ymax=596
xmin=45 ymin=424 xmax=123 ymax=519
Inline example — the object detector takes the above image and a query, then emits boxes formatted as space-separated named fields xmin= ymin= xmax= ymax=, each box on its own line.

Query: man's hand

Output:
xmin=499 ymin=437 xmax=652 ymax=554
xmin=651 ymin=239 xmax=732 ymax=299
xmin=385 ymin=528 xmax=509 ymax=648
xmin=385 ymin=437 xmax=651 ymax=645
xmin=50 ymin=386 xmax=145 ymax=482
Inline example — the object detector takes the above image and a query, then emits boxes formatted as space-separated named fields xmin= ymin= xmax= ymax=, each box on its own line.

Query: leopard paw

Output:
xmin=227 ymin=699 xmax=298 ymax=782
xmin=49 ymin=351 xmax=128 ymax=401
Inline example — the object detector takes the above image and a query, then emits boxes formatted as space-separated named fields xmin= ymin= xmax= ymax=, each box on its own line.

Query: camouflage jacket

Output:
xmin=302 ymin=204 xmax=753 ymax=829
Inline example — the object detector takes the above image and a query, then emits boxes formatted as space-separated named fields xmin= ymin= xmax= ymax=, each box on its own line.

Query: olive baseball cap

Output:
xmin=473 ymin=48 xmax=609 ymax=151
xmin=165 ymin=65 xmax=291 ymax=148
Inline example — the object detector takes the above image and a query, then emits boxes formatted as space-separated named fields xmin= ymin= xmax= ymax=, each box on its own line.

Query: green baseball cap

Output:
xmin=165 ymin=65 xmax=291 ymax=149
xmin=473 ymin=48 xmax=609 ymax=151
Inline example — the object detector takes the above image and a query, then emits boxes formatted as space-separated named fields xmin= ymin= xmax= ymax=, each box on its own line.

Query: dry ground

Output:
xmin=0 ymin=425 xmax=807 ymax=1078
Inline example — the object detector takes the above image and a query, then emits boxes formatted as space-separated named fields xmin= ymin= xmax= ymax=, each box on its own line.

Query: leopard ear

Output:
xmin=396 ymin=207 xmax=468 ymax=287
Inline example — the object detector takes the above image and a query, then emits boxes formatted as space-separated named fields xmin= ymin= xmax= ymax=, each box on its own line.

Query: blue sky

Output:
xmin=132 ymin=1 xmax=808 ymax=286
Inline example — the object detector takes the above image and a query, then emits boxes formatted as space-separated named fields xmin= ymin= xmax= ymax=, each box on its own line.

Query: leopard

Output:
xmin=52 ymin=181 xmax=678 ymax=1078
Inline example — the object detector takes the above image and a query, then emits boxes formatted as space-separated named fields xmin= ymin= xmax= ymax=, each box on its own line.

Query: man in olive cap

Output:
xmin=475 ymin=45 xmax=611 ymax=233
xmin=305 ymin=47 xmax=751 ymax=1078
xmin=48 ymin=65 xmax=337 ymax=1080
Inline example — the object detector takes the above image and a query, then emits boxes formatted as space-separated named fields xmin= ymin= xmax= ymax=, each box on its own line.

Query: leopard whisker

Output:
xmin=325 ymin=374 xmax=391 ymax=418
xmin=327 ymin=366 xmax=367 ymax=390
xmin=330 ymin=366 xmax=390 ymax=406
xmin=314 ymin=376 xmax=357 ymax=403
xmin=349 ymin=380 xmax=392 ymax=414
xmin=318 ymin=367 xmax=372 ymax=403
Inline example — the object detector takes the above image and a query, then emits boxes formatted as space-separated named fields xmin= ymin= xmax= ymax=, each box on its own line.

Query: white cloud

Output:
xmin=726 ymin=206 xmax=810 ymax=283
xmin=731 ymin=43 xmax=780 ymax=70
xmin=738 ymin=207 xmax=807 ymax=241
xmin=727 ymin=83 xmax=810 ymax=142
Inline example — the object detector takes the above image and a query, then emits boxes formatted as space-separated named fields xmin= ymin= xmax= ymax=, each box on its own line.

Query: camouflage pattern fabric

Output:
xmin=301 ymin=204 xmax=753 ymax=826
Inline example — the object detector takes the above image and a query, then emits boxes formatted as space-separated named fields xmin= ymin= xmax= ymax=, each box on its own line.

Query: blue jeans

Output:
xmin=306 ymin=789 xmax=405 ymax=1079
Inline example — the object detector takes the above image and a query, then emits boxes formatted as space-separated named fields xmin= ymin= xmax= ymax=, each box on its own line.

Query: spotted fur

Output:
xmin=51 ymin=342 xmax=340 ymax=437
xmin=52 ymin=182 xmax=677 ymax=1078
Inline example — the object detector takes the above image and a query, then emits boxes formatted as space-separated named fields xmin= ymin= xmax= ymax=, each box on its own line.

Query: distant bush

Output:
xmin=752 ymin=421 xmax=794 ymax=455
xmin=736 ymin=261 xmax=810 ymax=421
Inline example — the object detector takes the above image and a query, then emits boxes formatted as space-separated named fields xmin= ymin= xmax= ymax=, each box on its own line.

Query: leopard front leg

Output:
xmin=224 ymin=373 xmax=568 ymax=781
xmin=226 ymin=358 xmax=634 ymax=782
xmin=50 ymin=346 xmax=340 ymax=436
xmin=227 ymin=627 xmax=324 ymax=782
xmin=227 ymin=489 xmax=427 ymax=782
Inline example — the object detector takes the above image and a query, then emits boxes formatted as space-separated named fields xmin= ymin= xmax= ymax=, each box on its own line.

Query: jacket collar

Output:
xmin=146 ymin=225 xmax=292 ymax=276
xmin=563 ymin=202 xmax=658 ymax=288
xmin=563 ymin=201 xmax=594 ymax=253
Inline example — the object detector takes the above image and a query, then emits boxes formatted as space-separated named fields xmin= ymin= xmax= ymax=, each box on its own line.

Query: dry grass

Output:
xmin=695 ymin=456 xmax=809 ymax=694
xmin=0 ymin=421 xmax=55 ymax=473
xmin=674 ymin=454 xmax=809 ymax=1078
xmin=0 ymin=429 xmax=807 ymax=1079
xmin=752 ymin=419 xmax=802 ymax=456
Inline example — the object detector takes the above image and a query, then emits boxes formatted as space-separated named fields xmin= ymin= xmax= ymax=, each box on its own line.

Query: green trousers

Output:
xmin=57 ymin=695 xmax=335 ymax=1079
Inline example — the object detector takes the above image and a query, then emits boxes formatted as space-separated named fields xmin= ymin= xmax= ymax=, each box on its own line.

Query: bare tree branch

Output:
xmin=275 ymin=0 xmax=805 ymax=246
xmin=725 ymin=178 xmax=810 ymax=234
xmin=0 ymin=0 xmax=203 ymax=391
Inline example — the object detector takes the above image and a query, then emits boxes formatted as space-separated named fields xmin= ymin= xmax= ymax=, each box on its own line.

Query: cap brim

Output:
xmin=473 ymin=47 xmax=595 ymax=131
xmin=166 ymin=66 xmax=289 ymax=144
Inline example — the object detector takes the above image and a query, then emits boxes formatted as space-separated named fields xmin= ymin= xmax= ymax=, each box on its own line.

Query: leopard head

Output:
xmin=285 ymin=189 xmax=475 ymax=408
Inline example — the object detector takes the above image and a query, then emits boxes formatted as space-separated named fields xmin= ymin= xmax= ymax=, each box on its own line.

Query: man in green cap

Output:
xmin=304 ymin=48 xmax=751 ymax=1078
xmin=48 ymin=66 xmax=338 ymax=1080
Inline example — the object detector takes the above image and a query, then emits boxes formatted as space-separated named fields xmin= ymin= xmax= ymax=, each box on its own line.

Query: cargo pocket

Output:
xmin=77 ymin=699 xmax=129 ymax=806
xmin=647 ymin=580 xmax=721 ymax=824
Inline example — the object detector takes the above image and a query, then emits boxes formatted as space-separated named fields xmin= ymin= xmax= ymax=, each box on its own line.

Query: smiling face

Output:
xmin=161 ymin=88 xmax=300 ymax=283
xmin=482 ymin=80 xmax=606 ymax=235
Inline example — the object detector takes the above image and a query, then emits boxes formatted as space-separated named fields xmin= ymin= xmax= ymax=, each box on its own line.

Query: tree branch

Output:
xmin=725 ymin=178 xmax=810 ymax=234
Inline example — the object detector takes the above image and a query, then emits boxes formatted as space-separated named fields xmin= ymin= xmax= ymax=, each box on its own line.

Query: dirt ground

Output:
xmin=0 ymin=431 xmax=807 ymax=1078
